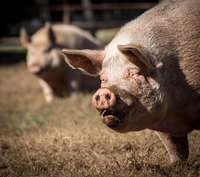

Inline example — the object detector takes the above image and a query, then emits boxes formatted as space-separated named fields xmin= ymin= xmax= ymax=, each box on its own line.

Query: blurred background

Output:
xmin=1 ymin=0 xmax=158 ymax=36
xmin=0 ymin=0 xmax=158 ymax=63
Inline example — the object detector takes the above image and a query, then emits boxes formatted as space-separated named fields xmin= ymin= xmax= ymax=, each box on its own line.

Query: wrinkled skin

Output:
xmin=20 ymin=23 xmax=102 ymax=103
xmin=62 ymin=0 xmax=200 ymax=162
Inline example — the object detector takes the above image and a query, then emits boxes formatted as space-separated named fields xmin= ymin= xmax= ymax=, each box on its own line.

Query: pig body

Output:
xmin=62 ymin=0 xmax=200 ymax=162
xmin=20 ymin=23 xmax=102 ymax=102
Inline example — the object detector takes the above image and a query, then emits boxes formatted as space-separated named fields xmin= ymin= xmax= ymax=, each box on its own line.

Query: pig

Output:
xmin=20 ymin=23 xmax=102 ymax=103
xmin=62 ymin=0 xmax=200 ymax=162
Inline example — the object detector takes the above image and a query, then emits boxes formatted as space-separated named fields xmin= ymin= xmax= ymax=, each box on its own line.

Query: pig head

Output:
xmin=62 ymin=0 xmax=200 ymax=162
xmin=20 ymin=23 xmax=101 ymax=103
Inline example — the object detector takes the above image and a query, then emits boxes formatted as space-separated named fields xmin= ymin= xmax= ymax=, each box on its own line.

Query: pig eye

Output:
xmin=128 ymin=68 xmax=139 ymax=78
xmin=129 ymin=71 xmax=135 ymax=77
xmin=100 ymin=75 xmax=107 ymax=83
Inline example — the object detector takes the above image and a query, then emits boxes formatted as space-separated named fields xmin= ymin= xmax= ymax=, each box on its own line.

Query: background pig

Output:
xmin=20 ymin=23 xmax=102 ymax=103
xmin=62 ymin=0 xmax=200 ymax=162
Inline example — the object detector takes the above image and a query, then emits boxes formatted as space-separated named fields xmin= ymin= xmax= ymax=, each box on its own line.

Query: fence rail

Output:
xmin=24 ymin=2 xmax=158 ymax=28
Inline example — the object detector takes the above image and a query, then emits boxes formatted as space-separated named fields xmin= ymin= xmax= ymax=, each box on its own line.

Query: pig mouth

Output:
xmin=100 ymin=108 xmax=129 ymax=129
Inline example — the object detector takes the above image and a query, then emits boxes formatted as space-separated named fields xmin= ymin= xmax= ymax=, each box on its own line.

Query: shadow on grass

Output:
xmin=127 ymin=155 xmax=200 ymax=177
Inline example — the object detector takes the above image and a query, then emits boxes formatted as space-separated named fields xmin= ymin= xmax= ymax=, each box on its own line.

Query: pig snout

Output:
xmin=92 ymin=87 xmax=130 ymax=130
xmin=92 ymin=88 xmax=116 ymax=112
xmin=28 ymin=65 xmax=41 ymax=73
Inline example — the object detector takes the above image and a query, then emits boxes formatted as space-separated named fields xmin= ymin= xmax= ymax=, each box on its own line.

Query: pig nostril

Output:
xmin=105 ymin=94 xmax=111 ymax=100
xmin=95 ymin=95 xmax=100 ymax=101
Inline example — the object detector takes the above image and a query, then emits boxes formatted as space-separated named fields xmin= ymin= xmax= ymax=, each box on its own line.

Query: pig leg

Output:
xmin=38 ymin=78 xmax=53 ymax=103
xmin=155 ymin=131 xmax=189 ymax=162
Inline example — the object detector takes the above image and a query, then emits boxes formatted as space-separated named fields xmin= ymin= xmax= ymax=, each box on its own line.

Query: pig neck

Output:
xmin=149 ymin=115 xmax=196 ymax=137
xmin=149 ymin=96 xmax=200 ymax=137
xmin=149 ymin=77 xmax=200 ymax=137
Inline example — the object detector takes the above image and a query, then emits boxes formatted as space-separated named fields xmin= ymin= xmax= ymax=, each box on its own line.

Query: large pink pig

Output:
xmin=20 ymin=23 xmax=102 ymax=103
xmin=62 ymin=0 xmax=200 ymax=162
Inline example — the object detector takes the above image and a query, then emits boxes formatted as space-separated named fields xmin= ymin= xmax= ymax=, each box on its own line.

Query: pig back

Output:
xmin=51 ymin=24 xmax=102 ymax=50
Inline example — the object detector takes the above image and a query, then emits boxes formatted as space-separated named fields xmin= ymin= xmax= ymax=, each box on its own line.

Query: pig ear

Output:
xmin=45 ymin=22 xmax=56 ymax=44
xmin=62 ymin=49 xmax=105 ymax=76
xmin=117 ymin=44 xmax=160 ymax=72
xmin=20 ymin=28 xmax=30 ymax=47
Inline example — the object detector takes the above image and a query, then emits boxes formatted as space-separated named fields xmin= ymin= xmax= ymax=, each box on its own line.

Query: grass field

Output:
xmin=0 ymin=61 xmax=200 ymax=177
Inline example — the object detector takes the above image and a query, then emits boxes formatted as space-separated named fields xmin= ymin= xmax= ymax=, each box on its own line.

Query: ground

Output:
xmin=0 ymin=59 xmax=200 ymax=176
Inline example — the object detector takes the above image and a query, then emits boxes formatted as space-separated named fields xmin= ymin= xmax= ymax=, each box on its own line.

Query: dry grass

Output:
xmin=0 ymin=62 xmax=200 ymax=177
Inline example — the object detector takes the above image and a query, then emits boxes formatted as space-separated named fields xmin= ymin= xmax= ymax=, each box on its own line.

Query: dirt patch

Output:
xmin=0 ymin=62 xmax=200 ymax=176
